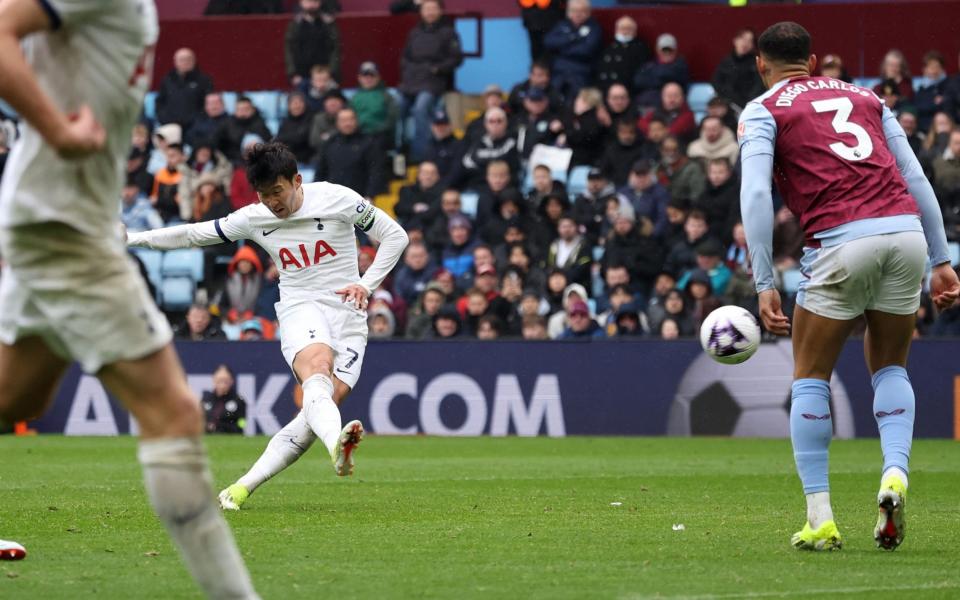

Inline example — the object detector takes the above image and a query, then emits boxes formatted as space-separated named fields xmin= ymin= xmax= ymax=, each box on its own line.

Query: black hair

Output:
xmin=531 ymin=59 xmax=551 ymax=73
xmin=245 ymin=141 xmax=298 ymax=190
xmin=214 ymin=364 xmax=236 ymax=379
xmin=757 ymin=22 xmax=811 ymax=64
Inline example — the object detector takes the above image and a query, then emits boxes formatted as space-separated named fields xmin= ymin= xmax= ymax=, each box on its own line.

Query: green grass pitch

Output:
xmin=2 ymin=436 xmax=959 ymax=598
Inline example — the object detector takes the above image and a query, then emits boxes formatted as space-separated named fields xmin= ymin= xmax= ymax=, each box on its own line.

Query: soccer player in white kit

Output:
xmin=0 ymin=0 xmax=258 ymax=597
xmin=127 ymin=142 xmax=409 ymax=510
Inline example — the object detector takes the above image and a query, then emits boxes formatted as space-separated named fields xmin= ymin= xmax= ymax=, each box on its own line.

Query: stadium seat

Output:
xmin=298 ymin=165 xmax=316 ymax=183
xmin=781 ymin=269 xmax=805 ymax=295
xmin=245 ymin=91 xmax=280 ymax=120
xmin=523 ymin=164 xmax=568 ymax=193
xmin=161 ymin=276 xmax=196 ymax=312
xmin=460 ymin=191 xmax=479 ymax=218
xmin=949 ymin=242 xmax=960 ymax=266
xmin=566 ymin=165 xmax=591 ymax=197
xmin=143 ymin=92 xmax=157 ymax=121
xmin=265 ymin=118 xmax=280 ymax=136
xmin=129 ymin=248 xmax=163 ymax=289
xmin=278 ymin=92 xmax=289 ymax=119
xmin=853 ymin=77 xmax=881 ymax=91
xmin=162 ymin=248 xmax=205 ymax=282
xmin=592 ymin=246 xmax=605 ymax=262
xmin=222 ymin=91 xmax=238 ymax=115
xmin=687 ymin=83 xmax=715 ymax=113
xmin=694 ymin=110 xmax=706 ymax=125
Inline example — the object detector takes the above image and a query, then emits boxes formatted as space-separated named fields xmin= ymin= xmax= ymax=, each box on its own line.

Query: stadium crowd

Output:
xmin=2 ymin=0 xmax=960 ymax=341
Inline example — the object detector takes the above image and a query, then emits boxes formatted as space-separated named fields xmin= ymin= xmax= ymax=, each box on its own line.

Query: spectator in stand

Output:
xmin=772 ymin=205 xmax=804 ymax=271
xmin=597 ymin=17 xmax=650 ymax=94
xmin=617 ymin=159 xmax=669 ymax=238
xmin=656 ymin=134 xmax=705 ymax=203
xmin=711 ymin=29 xmax=764 ymax=110
xmin=228 ymin=134 xmax=265 ymax=210
xmin=634 ymin=33 xmax=690 ymax=109
xmin=351 ymin=61 xmax=399 ymax=151
xmin=175 ymin=304 xmax=227 ymax=341
xmin=545 ymin=214 xmax=592 ymax=289
xmin=431 ymin=306 xmax=463 ymax=339
xmin=542 ymin=0 xmax=602 ymax=101
xmin=504 ymin=242 xmax=546 ymax=295
xmin=127 ymin=124 xmax=153 ymax=194
xmin=706 ymin=96 xmax=739 ymax=133
xmin=818 ymin=53 xmax=851 ymax=83
xmin=533 ymin=191 xmax=571 ymax=248
xmin=521 ymin=314 xmax=549 ymax=340
xmin=915 ymin=51 xmax=948 ymax=131
xmin=178 ymin=141 xmax=233 ymax=221
xmin=441 ymin=214 xmax=479 ymax=278
xmin=638 ymin=82 xmax=696 ymax=146
xmin=477 ymin=315 xmax=505 ymax=340
xmin=191 ymin=173 xmax=233 ymax=223
xmin=424 ymin=109 xmax=462 ymax=189
xmin=148 ymin=123 xmax=181 ymax=175
xmin=597 ymin=283 xmax=640 ymax=336
xmin=659 ymin=318 xmax=680 ymax=339
xmin=518 ymin=0 xmax=564 ymax=61
xmin=461 ymin=108 xmax=520 ymax=189
xmin=604 ymin=83 xmax=636 ymax=124
xmin=664 ymin=209 xmax=712 ymax=277
xmin=693 ymin=158 xmax=739 ymax=243
xmin=873 ymin=49 xmax=914 ymax=102
xmin=645 ymin=271 xmax=676 ymax=329
xmin=612 ymin=303 xmax=646 ymax=338
xmin=121 ymin=177 xmax=164 ymax=233
xmin=943 ymin=51 xmax=960 ymax=124
xmin=473 ymin=160 xmax=516 ymax=228
xmin=215 ymin=96 xmax=272 ymax=163
xmin=663 ymin=196 xmax=689 ymax=248
xmin=677 ymin=239 xmax=731 ymax=298
xmin=557 ymin=299 xmax=605 ymax=339
xmin=933 ymin=129 xmax=960 ymax=208
xmin=406 ymin=284 xmax=446 ymax=339
xmin=395 ymin=161 xmax=442 ymax=230
xmin=425 ymin=189 xmax=463 ymax=256
xmin=605 ymin=209 xmax=663 ymax=301
xmin=516 ymin=88 xmax=563 ymax=159
xmin=457 ymin=244 xmax=498 ymax=292
xmin=394 ymin=241 xmax=437 ymax=306
xmin=650 ymin=288 xmax=694 ymax=337
xmin=398 ymin=0 xmax=464 ymax=163
xmin=877 ymin=78 xmax=906 ymax=116
xmin=544 ymin=269 xmax=569 ymax=315
xmin=600 ymin=118 xmax=658 ymax=188
xmin=297 ymin=64 xmax=339 ymax=114
xmin=561 ymin=87 xmax=608 ymax=168
xmin=464 ymin=85 xmax=511 ymax=145
xmin=308 ymin=89 xmax=347 ymax=158
xmin=204 ymin=0 xmax=283 ymax=14
xmin=683 ymin=269 xmax=721 ymax=330
xmin=687 ymin=116 xmax=739 ymax=167
xmin=314 ymin=108 xmax=384 ymax=198
xmin=460 ymin=285 xmax=494 ymax=337
xmin=156 ymin=48 xmax=214 ymax=131
xmin=150 ymin=143 xmax=186 ymax=223
xmin=483 ymin=188 xmax=532 ymax=246
xmin=201 ymin=365 xmax=247 ymax=435
xmin=922 ymin=111 xmax=954 ymax=164
xmin=573 ymin=167 xmax=616 ymax=243
xmin=898 ymin=110 xmax=925 ymax=156
xmin=368 ymin=305 xmax=397 ymax=339
xmin=186 ymin=93 xmax=229 ymax=149
xmin=225 ymin=245 xmax=263 ymax=315
xmin=509 ymin=61 xmax=565 ymax=118
xmin=277 ymin=93 xmax=314 ymax=164
xmin=525 ymin=164 xmax=566 ymax=213
xmin=285 ymin=0 xmax=341 ymax=84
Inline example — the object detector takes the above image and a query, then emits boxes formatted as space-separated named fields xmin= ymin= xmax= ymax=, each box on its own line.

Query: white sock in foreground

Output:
xmin=138 ymin=437 xmax=259 ymax=600
xmin=237 ymin=412 xmax=317 ymax=494
xmin=805 ymin=491 xmax=835 ymax=529
xmin=301 ymin=374 xmax=342 ymax=456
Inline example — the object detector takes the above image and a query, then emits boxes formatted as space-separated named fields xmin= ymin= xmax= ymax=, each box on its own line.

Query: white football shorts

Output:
xmin=796 ymin=230 xmax=927 ymax=321
xmin=276 ymin=294 xmax=368 ymax=389
xmin=0 ymin=223 xmax=172 ymax=373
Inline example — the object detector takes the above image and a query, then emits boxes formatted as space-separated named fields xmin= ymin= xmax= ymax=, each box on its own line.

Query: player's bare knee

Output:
xmin=305 ymin=355 xmax=333 ymax=379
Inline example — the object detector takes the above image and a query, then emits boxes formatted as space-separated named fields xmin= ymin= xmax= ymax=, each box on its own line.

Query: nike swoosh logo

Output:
xmin=335 ymin=367 xmax=350 ymax=374
xmin=262 ymin=228 xmax=280 ymax=236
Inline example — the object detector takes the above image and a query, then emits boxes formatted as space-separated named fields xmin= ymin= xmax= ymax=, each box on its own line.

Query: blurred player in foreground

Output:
xmin=0 ymin=0 xmax=258 ymax=596
xmin=739 ymin=22 xmax=959 ymax=551
xmin=128 ymin=142 xmax=408 ymax=509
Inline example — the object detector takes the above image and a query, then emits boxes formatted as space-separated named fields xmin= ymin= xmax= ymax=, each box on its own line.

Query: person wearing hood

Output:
xmin=711 ymin=29 xmax=764 ymax=110
xmin=276 ymin=92 xmax=315 ymax=164
xmin=687 ymin=116 xmax=739 ymax=167
xmin=215 ymin=96 xmax=272 ymax=162
xmin=179 ymin=141 xmax=233 ymax=221
xmin=351 ymin=61 xmax=399 ymax=151
xmin=367 ymin=304 xmax=397 ymax=339
xmin=441 ymin=214 xmax=479 ymax=278
xmin=612 ymin=302 xmax=646 ymax=337
xmin=596 ymin=17 xmax=650 ymax=94
xmin=483 ymin=188 xmax=530 ymax=246
xmin=547 ymin=282 xmax=590 ymax=338
xmin=557 ymin=299 xmax=606 ymax=339
xmin=692 ymin=158 xmax=740 ymax=243
xmin=431 ymin=305 xmax=463 ymax=338
xmin=225 ymin=245 xmax=264 ymax=315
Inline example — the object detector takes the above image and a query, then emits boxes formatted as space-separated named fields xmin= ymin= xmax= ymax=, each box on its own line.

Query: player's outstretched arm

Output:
xmin=0 ymin=0 xmax=104 ymax=158
xmin=127 ymin=220 xmax=237 ymax=250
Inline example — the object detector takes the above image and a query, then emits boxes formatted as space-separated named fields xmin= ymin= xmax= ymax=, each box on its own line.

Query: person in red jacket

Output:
xmin=638 ymin=82 xmax=696 ymax=145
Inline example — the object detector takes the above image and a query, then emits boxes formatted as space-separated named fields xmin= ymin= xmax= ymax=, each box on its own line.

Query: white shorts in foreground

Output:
xmin=797 ymin=230 xmax=927 ymax=321
xmin=277 ymin=294 xmax=368 ymax=388
xmin=0 ymin=223 xmax=172 ymax=373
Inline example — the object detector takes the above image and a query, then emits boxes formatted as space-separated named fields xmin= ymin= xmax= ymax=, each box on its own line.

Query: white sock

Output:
xmin=882 ymin=466 xmax=909 ymax=488
xmin=301 ymin=374 xmax=341 ymax=456
xmin=138 ymin=437 xmax=259 ymax=599
xmin=237 ymin=412 xmax=316 ymax=494
xmin=805 ymin=491 xmax=835 ymax=529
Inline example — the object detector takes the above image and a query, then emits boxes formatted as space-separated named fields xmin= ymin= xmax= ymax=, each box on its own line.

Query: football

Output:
xmin=699 ymin=305 xmax=761 ymax=365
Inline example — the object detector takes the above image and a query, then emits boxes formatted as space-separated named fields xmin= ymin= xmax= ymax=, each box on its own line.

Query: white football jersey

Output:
xmin=0 ymin=0 xmax=158 ymax=237
xmin=203 ymin=182 xmax=375 ymax=301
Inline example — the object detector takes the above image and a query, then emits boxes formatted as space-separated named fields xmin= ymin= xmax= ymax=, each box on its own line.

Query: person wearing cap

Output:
xmin=284 ymin=0 xmax=341 ymax=85
xmin=146 ymin=123 xmax=183 ymax=175
xmin=441 ymin=213 xmax=479 ymax=278
xmin=277 ymin=92 xmax=315 ymax=164
xmin=351 ymin=61 xmax=399 ymax=151
xmin=677 ymin=238 xmax=731 ymax=297
xmin=597 ymin=16 xmax=650 ymax=94
xmin=156 ymin=47 xmax=214 ymax=131
xmin=465 ymin=84 xmax=510 ymax=144
xmin=398 ymin=0 xmax=464 ymax=162
xmin=516 ymin=87 xmax=563 ymax=159
xmin=711 ymin=28 xmax=764 ymax=110
xmin=314 ymin=107 xmax=385 ymax=199
xmin=572 ymin=167 xmax=616 ymax=244
xmin=600 ymin=118 xmax=658 ymax=188
xmin=461 ymin=108 xmax=520 ymax=189
xmin=617 ymin=158 xmax=670 ymax=238
xmin=424 ymin=109 xmax=464 ymax=188
xmin=215 ymin=95 xmax=272 ymax=163
xmin=633 ymin=33 xmax=690 ymax=108
xmin=508 ymin=60 xmax=565 ymax=118
xmin=542 ymin=0 xmax=602 ymax=101
xmin=557 ymin=299 xmax=605 ymax=339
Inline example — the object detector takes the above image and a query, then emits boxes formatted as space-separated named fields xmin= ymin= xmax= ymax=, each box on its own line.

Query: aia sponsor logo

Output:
xmin=279 ymin=240 xmax=337 ymax=270
xmin=875 ymin=408 xmax=906 ymax=418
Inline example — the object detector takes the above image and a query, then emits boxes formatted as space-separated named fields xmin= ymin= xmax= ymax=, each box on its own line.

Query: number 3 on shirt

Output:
xmin=811 ymin=97 xmax=874 ymax=162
